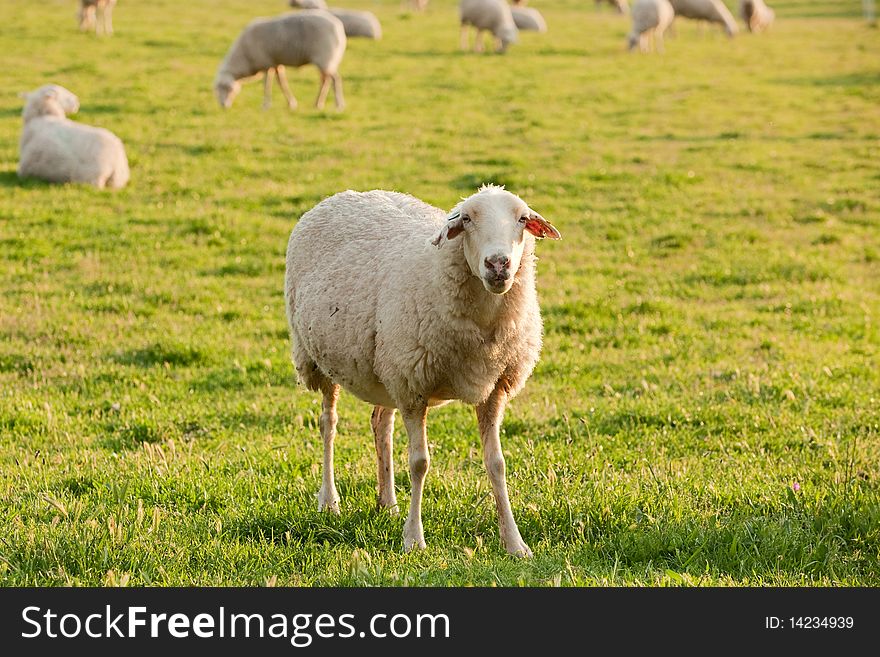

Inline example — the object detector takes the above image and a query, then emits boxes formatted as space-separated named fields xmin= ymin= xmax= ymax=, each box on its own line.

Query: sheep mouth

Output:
xmin=483 ymin=276 xmax=512 ymax=295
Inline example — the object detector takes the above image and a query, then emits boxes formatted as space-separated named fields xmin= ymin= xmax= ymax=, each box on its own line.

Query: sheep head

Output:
xmin=432 ymin=185 xmax=560 ymax=295
xmin=21 ymin=85 xmax=80 ymax=121
xmin=213 ymin=72 xmax=241 ymax=109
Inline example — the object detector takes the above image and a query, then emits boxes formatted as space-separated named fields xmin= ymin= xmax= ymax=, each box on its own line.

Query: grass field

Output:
xmin=1 ymin=0 xmax=879 ymax=586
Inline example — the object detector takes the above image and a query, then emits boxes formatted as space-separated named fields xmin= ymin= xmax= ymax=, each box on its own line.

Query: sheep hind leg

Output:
xmin=275 ymin=66 xmax=298 ymax=110
xmin=317 ymin=383 xmax=341 ymax=513
xmin=476 ymin=384 xmax=532 ymax=557
xmin=315 ymin=72 xmax=332 ymax=110
xmin=401 ymin=406 xmax=429 ymax=551
xmin=460 ymin=24 xmax=469 ymax=51
xmin=474 ymin=29 xmax=485 ymax=53
xmin=371 ymin=406 xmax=398 ymax=514
xmin=104 ymin=5 xmax=113 ymax=35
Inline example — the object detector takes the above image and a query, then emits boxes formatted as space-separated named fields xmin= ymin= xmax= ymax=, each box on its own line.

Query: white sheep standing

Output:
xmin=739 ymin=0 xmax=774 ymax=33
xmin=328 ymin=8 xmax=382 ymax=39
xmin=669 ymin=0 xmax=738 ymax=36
xmin=285 ymin=185 xmax=561 ymax=556
xmin=288 ymin=0 xmax=328 ymax=9
xmin=628 ymin=0 xmax=674 ymax=52
xmin=18 ymin=85 xmax=129 ymax=189
xmin=79 ymin=0 xmax=116 ymax=35
xmin=511 ymin=6 xmax=547 ymax=32
xmin=596 ymin=0 xmax=629 ymax=14
xmin=460 ymin=0 xmax=519 ymax=53
xmin=214 ymin=11 xmax=346 ymax=111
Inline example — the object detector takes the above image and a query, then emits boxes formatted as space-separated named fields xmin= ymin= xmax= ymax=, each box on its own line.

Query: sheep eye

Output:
xmin=518 ymin=215 xmax=529 ymax=223
xmin=461 ymin=215 xmax=471 ymax=223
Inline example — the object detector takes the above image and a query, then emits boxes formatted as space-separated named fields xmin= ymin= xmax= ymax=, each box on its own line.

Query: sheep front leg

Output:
xmin=476 ymin=386 xmax=532 ymax=557
xmin=317 ymin=384 xmax=341 ymax=513
xmin=104 ymin=4 xmax=113 ymax=35
xmin=371 ymin=406 xmax=398 ymax=514
xmin=275 ymin=66 xmax=298 ymax=110
xmin=401 ymin=406 xmax=429 ymax=551
xmin=460 ymin=24 xmax=469 ymax=51
xmin=332 ymin=74 xmax=345 ymax=110
xmin=263 ymin=68 xmax=274 ymax=110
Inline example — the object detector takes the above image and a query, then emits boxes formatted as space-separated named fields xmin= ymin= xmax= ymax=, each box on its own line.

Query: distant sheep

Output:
xmin=214 ymin=11 xmax=346 ymax=111
xmin=628 ymin=0 xmax=674 ymax=52
xmin=79 ymin=0 xmax=116 ymax=35
xmin=596 ymin=0 xmax=629 ymax=13
xmin=18 ymin=85 xmax=129 ymax=189
xmin=460 ymin=0 xmax=518 ymax=53
xmin=511 ymin=6 xmax=547 ymax=32
xmin=288 ymin=0 xmax=328 ymax=8
xmin=328 ymin=8 xmax=382 ymax=39
xmin=669 ymin=0 xmax=738 ymax=36
xmin=739 ymin=0 xmax=774 ymax=32
xmin=285 ymin=185 xmax=561 ymax=556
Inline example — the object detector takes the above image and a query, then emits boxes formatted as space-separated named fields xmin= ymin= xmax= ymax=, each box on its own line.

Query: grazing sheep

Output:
xmin=669 ymin=0 xmax=738 ymax=36
xmin=328 ymin=8 xmax=382 ymax=39
xmin=460 ymin=0 xmax=518 ymax=53
xmin=214 ymin=11 xmax=346 ymax=111
xmin=511 ymin=6 xmax=547 ymax=32
xmin=285 ymin=185 xmax=561 ymax=556
xmin=79 ymin=0 xmax=116 ymax=35
xmin=628 ymin=0 xmax=674 ymax=51
xmin=596 ymin=0 xmax=629 ymax=14
xmin=288 ymin=0 xmax=328 ymax=8
xmin=739 ymin=0 xmax=774 ymax=32
xmin=18 ymin=85 xmax=129 ymax=189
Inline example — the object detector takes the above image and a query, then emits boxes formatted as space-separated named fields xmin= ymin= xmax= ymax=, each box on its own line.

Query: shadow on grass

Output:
xmin=776 ymin=71 xmax=880 ymax=88
xmin=226 ymin=505 xmax=401 ymax=551
xmin=109 ymin=343 xmax=205 ymax=368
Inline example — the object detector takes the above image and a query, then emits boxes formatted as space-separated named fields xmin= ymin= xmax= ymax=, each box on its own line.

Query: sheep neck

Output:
xmin=433 ymin=238 xmax=536 ymax=331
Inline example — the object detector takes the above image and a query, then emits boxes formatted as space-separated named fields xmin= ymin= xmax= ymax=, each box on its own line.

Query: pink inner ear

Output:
xmin=525 ymin=219 xmax=558 ymax=239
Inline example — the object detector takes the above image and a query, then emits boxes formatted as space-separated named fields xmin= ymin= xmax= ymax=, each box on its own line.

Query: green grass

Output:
xmin=1 ymin=0 xmax=879 ymax=586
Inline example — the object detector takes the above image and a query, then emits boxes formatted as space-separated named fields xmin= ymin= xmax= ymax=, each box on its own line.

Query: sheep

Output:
xmin=328 ymin=8 xmax=382 ymax=39
xmin=284 ymin=185 xmax=561 ymax=556
xmin=511 ymin=6 xmax=547 ymax=32
xmin=18 ymin=85 xmax=129 ymax=189
xmin=739 ymin=0 xmax=774 ymax=33
xmin=460 ymin=0 xmax=518 ymax=53
xmin=669 ymin=0 xmax=738 ymax=36
xmin=214 ymin=11 xmax=346 ymax=111
xmin=288 ymin=0 xmax=328 ymax=8
xmin=78 ymin=0 xmax=116 ymax=35
xmin=628 ymin=0 xmax=674 ymax=52
xmin=595 ymin=0 xmax=629 ymax=14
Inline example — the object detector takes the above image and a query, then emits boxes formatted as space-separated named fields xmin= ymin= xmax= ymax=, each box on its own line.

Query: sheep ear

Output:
xmin=524 ymin=211 xmax=561 ymax=240
xmin=431 ymin=210 xmax=465 ymax=247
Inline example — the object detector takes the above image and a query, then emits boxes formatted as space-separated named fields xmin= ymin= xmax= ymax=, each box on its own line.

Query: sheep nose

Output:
xmin=484 ymin=255 xmax=510 ymax=276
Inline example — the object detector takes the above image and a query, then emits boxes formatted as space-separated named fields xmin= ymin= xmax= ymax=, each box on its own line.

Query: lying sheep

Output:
xmin=288 ymin=0 xmax=327 ymax=8
xmin=460 ymin=0 xmax=518 ymax=53
xmin=18 ymin=85 xmax=129 ymax=189
xmin=285 ymin=185 xmax=561 ymax=556
xmin=214 ymin=11 xmax=346 ymax=111
xmin=739 ymin=0 xmax=774 ymax=32
xmin=79 ymin=0 xmax=116 ymax=35
xmin=669 ymin=0 xmax=738 ymax=36
xmin=596 ymin=0 xmax=629 ymax=13
xmin=628 ymin=0 xmax=674 ymax=51
xmin=511 ymin=6 xmax=547 ymax=32
xmin=328 ymin=8 xmax=382 ymax=39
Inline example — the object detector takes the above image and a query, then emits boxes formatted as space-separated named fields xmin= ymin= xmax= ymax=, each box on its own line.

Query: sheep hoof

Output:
xmin=377 ymin=498 xmax=399 ymax=516
xmin=287 ymin=101 xmax=298 ymax=111
xmin=317 ymin=487 xmax=340 ymax=514
xmin=504 ymin=536 xmax=533 ymax=558
xmin=403 ymin=523 xmax=426 ymax=552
